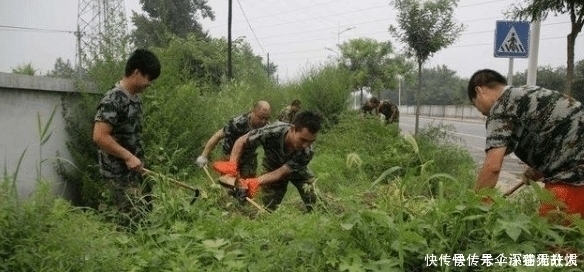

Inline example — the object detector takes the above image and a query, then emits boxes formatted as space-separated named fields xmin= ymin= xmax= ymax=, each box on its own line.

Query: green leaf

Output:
xmin=202 ymin=238 xmax=227 ymax=249
xmin=346 ymin=152 xmax=363 ymax=168
xmin=340 ymin=223 xmax=354 ymax=230
xmin=371 ymin=166 xmax=403 ymax=187
xmin=403 ymin=133 xmax=419 ymax=154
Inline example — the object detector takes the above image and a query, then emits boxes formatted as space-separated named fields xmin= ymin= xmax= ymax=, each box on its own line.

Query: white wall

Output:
xmin=0 ymin=72 xmax=92 ymax=199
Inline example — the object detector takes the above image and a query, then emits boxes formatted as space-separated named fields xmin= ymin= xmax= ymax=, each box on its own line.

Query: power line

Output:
xmin=0 ymin=24 xmax=74 ymax=34
xmin=208 ymin=0 xmax=513 ymax=32
xmin=236 ymin=0 xmax=265 ymax=54
xmin=459 ymin=0 xmax=508 ymax=8
xmin=208 ymin=0 xmax=344 ymax=30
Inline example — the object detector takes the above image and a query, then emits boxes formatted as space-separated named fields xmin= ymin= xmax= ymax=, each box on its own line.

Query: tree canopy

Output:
xmin=46 ymin=58 xmax=76 ymax=79
xmin=337 ymin=38 xmax=410 ymax=99
xmin=131 ymin=0 xmax=215 ymax=48
xmin=11 ymin=63 xmax=37 ymax=76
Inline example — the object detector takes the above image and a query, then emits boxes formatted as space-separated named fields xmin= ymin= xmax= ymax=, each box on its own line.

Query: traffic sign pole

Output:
xmin=527 ymin=21 xmax=541 ymax=86
xmin=507 ymin=58 xmax=514 ymax=85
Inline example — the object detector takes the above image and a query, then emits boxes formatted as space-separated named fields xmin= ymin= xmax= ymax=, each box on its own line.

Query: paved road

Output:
xmin=398 ymin=115 xmax=525 ymax=191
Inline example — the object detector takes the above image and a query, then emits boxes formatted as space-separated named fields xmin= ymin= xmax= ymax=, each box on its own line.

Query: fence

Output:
xmin=398 ymin=104 xmax=486 ymax=121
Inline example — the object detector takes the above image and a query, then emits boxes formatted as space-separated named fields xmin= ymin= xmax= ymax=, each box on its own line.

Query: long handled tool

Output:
xmin=202 ymin=166 xmax=268 ymax=213
xmin=503 ymin=174 xmax=532 ymax=198
xmin=143 ymin=168 xmax=205 ymax=204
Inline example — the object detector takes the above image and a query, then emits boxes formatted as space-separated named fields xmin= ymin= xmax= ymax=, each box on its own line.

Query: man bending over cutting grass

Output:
xmin=196 ymin=100 xmax=271 ymax=178
xmin=214 ymin=110 xmax=323 ymax=212
xmin=468 ymin=68 xmax=584 ymax=223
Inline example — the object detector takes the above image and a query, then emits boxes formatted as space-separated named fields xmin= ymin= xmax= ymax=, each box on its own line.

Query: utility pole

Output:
xmin=266 ymin=53 xmax=270 ymax=77
xmin=227 ymin=0 xmax=233 ymax=80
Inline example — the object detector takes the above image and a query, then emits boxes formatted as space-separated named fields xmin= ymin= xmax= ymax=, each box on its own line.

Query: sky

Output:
xmin=0 ymin=0 xmax=582 ymax=83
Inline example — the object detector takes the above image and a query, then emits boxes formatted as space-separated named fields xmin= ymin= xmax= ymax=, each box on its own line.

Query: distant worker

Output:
xmin=361 ymin=97 xmax=380 ymax=116
xmin=378 ymin=100 xmax=399 ymax=124
xmin=196 ymin=101 xmax=271 ymax=178
xmin=278 ymin=99 xmax=302 ymax=123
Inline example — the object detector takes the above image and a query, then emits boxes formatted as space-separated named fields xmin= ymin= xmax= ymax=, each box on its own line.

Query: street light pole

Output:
xmin=397 ymin=75 xmax=403 ymax=107
xmin=336 ymin=24 xmax=356 ymax=44
xmin=325 ymin=47 xmax=339 ymax=57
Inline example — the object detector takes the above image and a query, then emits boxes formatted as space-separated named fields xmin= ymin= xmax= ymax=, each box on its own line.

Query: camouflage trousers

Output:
xmin=260 ymin=170 xmax=316 ymax=212
xmin=239 ymin=158 xmax=258 ymax=179
xmin=99 ymin=177 xmax=153 ymax=230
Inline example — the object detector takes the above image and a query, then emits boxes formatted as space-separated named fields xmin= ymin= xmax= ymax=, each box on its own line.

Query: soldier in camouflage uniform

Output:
xmin=220 ymin=111 xmax=323 ymax=212
xmin=196 ymin=101 xmax=271 ymax=178
xmin=361 ymin=97 xmax=380 ymax=116
xmin=378 ymin=99 xmax=399 ymax=124
xmin=277 ymin=99 xmax=301 ymax=123
xmin=468 ymin=69 xmax=584 ymax=220
xmin=93 ymin=49 xmax=161 ymax=229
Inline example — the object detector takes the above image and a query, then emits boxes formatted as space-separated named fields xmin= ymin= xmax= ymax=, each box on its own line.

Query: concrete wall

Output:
xmin=0 ymin=72 xmax=89 ymax=199
xmin=398 ymin=104 xmax=486 ymax=121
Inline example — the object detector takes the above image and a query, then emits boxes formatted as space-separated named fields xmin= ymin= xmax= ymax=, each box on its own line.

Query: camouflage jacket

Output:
xmin=222 ymin=112 xmax=257 ymax=161
xmin=361 ymin=103 xmax=376 ymax=115
xmin=486 ymin=85 xmax=584 ymax=185
xmin=94 ymin=83 xmax=144 ymax=181
xmin=278 ymin=105 xmax=296 ymax=123
xmin=378 ymin=100 xmax=399 ymax=120
xmin=245 ymin=122 xmax=314 ymax=173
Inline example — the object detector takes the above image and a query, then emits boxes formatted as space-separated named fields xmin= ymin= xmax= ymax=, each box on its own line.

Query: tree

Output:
xmin=46 ymin=58 xmax=76 ymax=79
xmin=11 ymin=63 xmax=37 ymax=75
xmin=513 ymin=65 xmax=567 ymax=91
xmin=389 ymin=0 xmax=463 ymax=134
xmin=508 ymin=0 xmax=584 ymax=96
xmin=337 ymin=38 xmax=408 ymax=103
xmin=420 ymin=65 xmax=467 ymax=105
xmin=132 ymin=0 xmax=215 ymax=48
xmin=572 ymin=59 xmax=584 ymax=102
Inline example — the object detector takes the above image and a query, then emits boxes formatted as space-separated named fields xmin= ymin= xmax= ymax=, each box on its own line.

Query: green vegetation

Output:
xmin=4 ymin=1 xmax=584 ymax=269
xmin=3 ymin=82 xmax=584 ymax=270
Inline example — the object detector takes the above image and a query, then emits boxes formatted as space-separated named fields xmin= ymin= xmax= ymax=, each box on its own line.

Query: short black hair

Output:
xmin=125 ymin=49 xmax=161 ymax=81
xmin=369 ymin=97 xmax=379 ymax=104
xmin=467 ymin=69 xmax=507 ymax=102
xmin=292 ymin=110 xmax=322 ymax=134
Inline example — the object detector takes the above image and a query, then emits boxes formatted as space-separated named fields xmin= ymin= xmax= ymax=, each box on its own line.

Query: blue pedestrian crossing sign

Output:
xmin=494 ymin=21 xmax=530 ymax=58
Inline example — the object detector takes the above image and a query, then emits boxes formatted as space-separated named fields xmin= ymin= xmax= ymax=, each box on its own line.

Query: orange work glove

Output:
xmin=481 ymin=196 xmax=494 ymax=205
xmin=240 ymin=178 xmax=261 ymax=198
xmin=212 ymin=161 xmax=238 ymax=176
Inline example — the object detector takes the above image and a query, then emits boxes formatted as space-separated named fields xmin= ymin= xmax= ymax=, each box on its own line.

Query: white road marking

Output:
xmin=450 ymin=132 xmax=485 ymax=139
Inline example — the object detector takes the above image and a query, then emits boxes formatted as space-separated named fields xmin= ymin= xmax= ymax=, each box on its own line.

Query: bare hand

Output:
xmin=125 ymin=155 xmax=143 ymax=173
xmin=523 ymin=167 xmax=543 ymax=182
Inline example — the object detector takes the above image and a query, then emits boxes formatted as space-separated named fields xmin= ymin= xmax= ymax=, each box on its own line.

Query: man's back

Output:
xmin=378 ymin=100 xmax=399 ymax=123
xmin=486 ymin=85 xmax=584 ymax=184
